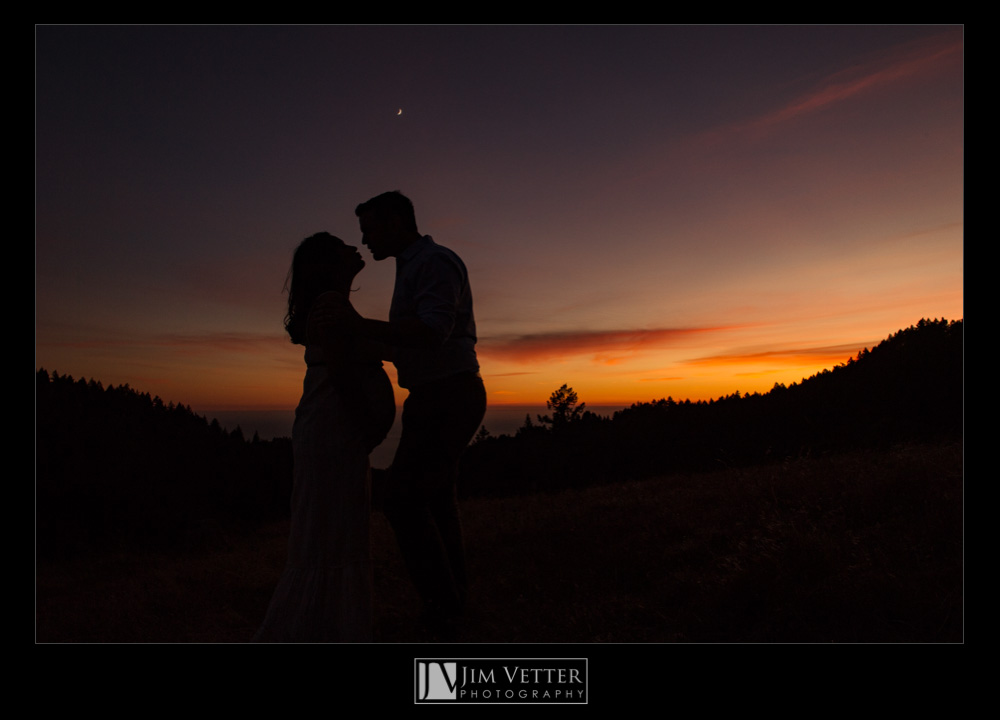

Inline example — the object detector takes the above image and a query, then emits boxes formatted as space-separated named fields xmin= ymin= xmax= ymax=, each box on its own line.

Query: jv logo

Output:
xmin=417 ymin=662 xmax=458 ymax=701
xmin=415 ymin=658 xmax=587 ymax=704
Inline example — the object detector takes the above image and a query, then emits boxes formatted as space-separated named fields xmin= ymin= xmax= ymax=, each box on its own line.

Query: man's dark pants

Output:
xmin=384 ymin=371 xmax=486 ymax=621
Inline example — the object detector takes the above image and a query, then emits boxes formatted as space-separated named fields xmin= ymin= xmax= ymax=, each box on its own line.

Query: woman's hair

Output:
xmin=284 ymin=232 xmax=347 ymax=345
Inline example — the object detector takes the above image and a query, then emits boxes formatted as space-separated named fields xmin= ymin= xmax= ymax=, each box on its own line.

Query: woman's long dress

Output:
xmin=255 ymin=342 xmax=394 ymax=642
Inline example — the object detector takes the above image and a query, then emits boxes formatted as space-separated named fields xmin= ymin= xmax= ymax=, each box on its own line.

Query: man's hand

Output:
xmin=308 ymin=292 xmax=439 ymax=350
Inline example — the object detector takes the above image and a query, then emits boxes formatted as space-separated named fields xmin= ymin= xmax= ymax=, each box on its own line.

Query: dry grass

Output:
xmin=36 ymin=441 xmax=962 ymax=643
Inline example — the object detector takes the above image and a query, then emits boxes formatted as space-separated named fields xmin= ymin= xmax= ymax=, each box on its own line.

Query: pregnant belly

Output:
xmin=359 ymin=367 xmax=396 ymax=452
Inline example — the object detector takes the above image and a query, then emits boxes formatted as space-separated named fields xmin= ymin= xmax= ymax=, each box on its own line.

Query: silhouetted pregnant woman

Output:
xmin=255 ymin=232 xmax=395 ymax=642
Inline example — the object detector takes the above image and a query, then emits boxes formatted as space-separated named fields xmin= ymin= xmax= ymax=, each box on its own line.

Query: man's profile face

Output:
xmin=359 ymin=211 xmax=399 ymax=261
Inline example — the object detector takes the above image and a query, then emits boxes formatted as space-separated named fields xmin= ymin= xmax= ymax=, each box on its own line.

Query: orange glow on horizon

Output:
xmin=37 ymin=312 xmax=962 ymax=412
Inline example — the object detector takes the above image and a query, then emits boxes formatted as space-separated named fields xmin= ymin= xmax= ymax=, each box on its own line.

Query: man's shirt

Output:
xmin=390 ymin=235 xmax=479 ymax=389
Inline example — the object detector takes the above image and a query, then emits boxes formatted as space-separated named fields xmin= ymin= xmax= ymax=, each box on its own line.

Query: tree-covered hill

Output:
xmin=35 ymin=318 xmax=962 ymax=555
xmin=35 ymin=370 xmax=292 ymax=558
xmin=459 ymin=318 xmax=963 ymax=498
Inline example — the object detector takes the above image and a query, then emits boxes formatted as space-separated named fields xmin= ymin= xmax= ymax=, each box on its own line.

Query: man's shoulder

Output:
xmin=412 ymin=236 xmax=467 ymax=273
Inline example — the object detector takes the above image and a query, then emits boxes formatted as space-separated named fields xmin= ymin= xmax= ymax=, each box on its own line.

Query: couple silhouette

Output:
xmin=255 ymin=191 xmax=486 ymax=642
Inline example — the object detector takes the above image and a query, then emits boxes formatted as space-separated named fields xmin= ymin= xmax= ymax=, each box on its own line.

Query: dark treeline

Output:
xmin=36 ymin=318 xmax=961 ymax=558
xmin=459 ymin=318 xmax=963 ymax=498
xmin=36 ymin=370 xmax=292 ymax=559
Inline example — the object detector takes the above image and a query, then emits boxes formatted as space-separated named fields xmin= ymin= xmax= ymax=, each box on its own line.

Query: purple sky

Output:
xmin=36 ymin=25 xmax=963 ymax=411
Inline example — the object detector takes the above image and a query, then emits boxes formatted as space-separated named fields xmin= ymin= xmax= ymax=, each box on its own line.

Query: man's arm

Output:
xmin=310 ymin=296 xmax=437 ymax=354
xmin=358 ymin=315 xmax=439 ymax=349
xmin=312 ymin=252 xmax=463 ymax=350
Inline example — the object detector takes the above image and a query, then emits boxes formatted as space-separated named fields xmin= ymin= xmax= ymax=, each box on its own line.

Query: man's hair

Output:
xmin=355 ymin=191 xmax=418 ymax=233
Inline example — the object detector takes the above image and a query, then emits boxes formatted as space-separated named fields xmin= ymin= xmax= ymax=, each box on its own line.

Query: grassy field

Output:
xmin=36 ymin=441 xmax=962 ymax=643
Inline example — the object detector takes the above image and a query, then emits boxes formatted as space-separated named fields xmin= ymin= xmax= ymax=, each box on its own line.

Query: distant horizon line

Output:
xmin=199 ymin=402 xmax=640 ymax=412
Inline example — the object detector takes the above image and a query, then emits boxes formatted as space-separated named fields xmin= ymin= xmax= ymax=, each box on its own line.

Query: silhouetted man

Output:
xmin=348 ymin=191 xmax=486 ymax=636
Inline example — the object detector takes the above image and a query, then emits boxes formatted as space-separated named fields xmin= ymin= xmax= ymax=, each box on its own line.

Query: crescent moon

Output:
xmin=397 ymin=108 xmax=402 ymax=115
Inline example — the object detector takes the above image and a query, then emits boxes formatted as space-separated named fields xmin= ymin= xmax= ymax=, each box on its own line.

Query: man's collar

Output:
xmin=397 ymin=234 xmax=433 ymax=264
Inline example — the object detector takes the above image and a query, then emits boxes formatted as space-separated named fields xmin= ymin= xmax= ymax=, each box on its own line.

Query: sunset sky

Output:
xmin=36 ymin=25 xmax=963 ymax=414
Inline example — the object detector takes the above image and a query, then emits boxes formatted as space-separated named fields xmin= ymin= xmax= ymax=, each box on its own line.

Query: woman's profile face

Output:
xmin=330 ymin=240 xmax=366 ymax=285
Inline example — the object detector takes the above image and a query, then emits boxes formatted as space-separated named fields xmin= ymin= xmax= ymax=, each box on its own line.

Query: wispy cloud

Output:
xmin=39 ymin=331 xmax=287 ymax=356
xmin=708 ymin=32 xmax=962 ymax=143
xmin=769 ymin=37 xmax=957 ymax=127
xmin=480 ymin=326 xmax=744 ymax=364
xmin=683 ymin=343 xmax=868 ymax=368
xmin=156 ymin=332 xmax=287 ymax=353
